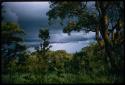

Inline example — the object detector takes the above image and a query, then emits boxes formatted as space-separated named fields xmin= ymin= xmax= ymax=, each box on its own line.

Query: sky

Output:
xmin=2 ymin=2 xmax=96 ymax=53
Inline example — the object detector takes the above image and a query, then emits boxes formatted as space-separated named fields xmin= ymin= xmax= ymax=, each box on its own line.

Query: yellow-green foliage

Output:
xmin=7 ymin=59 xmax=18 ymax=73
xmin=2 ymin=43 xmax=124 ymax=84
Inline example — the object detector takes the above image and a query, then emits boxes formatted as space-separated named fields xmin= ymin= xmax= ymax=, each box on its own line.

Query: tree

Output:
xmin=95 ymin=1 xmax=124 ymax=73
xmin=34 ymin=28 xmax=51 ymax=74
xmin=1 ymin=22 xmax=26 ymax=73
xmin=38 ymin=28 xmax=51 ymax=57
xmin=47 ymin=1 xmax=124 ymax=71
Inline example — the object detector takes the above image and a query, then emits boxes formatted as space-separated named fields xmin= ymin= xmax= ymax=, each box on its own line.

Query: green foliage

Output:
xmin=2 ymin=42 xmax=124 ymax=84
xmin=1 ymin=22 xmax=26 ymax=74
xmin=38 ymin=28 xmax=51 ymax=58
xmin=47 ymin=50 xmax=72 ymax=73
xmin=39 ymin=28 xmax=50 ymax=40
xmin=2 ymin=73 xmax=112 ymax=84
xmin=1 ymin=23 xmax=123 ymax=83
xmin=2 ymin=1 xmax=124 ymax=84
xmin=47 ymin=2 xmax=83 ymax=21
xmin=47 ymin=2 xmax=124 ymax=73
xmin=47 ymin=2 xmax=97 ymax=33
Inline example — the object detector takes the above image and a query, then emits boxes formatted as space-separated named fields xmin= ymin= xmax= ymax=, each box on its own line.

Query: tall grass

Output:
xmin=2 ymin=72 xmax=112 ymax=84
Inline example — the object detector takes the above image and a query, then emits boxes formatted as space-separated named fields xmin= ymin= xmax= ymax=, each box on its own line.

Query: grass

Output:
xmin=2 ymin=72 xmax=112 ymax=84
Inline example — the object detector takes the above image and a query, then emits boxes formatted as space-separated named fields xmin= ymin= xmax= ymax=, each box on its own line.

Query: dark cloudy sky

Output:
xmin=2 ymin=2 xmax=96 ymax=53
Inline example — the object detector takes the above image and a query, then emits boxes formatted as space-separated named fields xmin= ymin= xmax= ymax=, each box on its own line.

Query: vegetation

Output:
xmin=47 ymin=1 xmax=124 ymax=71
xmin=47 ymin=1 xmax=124 ymax=83
xmin=1 ymin=1 xmax=124 ymax=84
xmin=1 ymin=42 xmax=124 ymax=84
xmin=1 ymin=22 xmax=26 ymax=74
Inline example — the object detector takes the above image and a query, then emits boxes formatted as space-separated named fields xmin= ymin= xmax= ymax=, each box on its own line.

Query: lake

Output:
xmin=25 ymin=39 xmax=96 ymax=53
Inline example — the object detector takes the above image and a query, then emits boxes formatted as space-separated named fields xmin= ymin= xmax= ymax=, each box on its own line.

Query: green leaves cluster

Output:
xmin=1 ymin=22 xmax=26 ymax=74
xmin=3 ymin=42 xmax=124 ymax=83
xmin=38 ymin=28 xmax=51 ymax=56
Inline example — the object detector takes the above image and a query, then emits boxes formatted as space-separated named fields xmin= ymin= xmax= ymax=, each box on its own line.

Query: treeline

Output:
xmin=1 ymin=42 xmax=124 ymax=83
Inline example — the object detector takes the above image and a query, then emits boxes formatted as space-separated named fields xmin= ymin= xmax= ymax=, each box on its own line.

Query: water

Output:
xmin=24 ymin=39 xmax=95 ymax=53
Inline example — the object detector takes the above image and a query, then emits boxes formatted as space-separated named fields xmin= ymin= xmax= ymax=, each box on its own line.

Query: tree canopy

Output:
xmin=47 ymin=1 xmax=124 ymax=75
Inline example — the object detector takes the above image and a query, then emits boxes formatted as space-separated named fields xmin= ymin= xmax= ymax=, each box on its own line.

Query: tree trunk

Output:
xmin=98 ymin=2 xmax=115 ymax=71
xmin=95 ymin=24 xmax=104 ymax=49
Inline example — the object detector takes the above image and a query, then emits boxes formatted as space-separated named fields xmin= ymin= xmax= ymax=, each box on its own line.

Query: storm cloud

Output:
xmin=2 ymin=2 xmax=96 ymax=53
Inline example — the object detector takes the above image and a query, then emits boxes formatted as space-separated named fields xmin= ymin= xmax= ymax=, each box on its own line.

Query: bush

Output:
xmin=2 ymin=42 xmax=124 ymax=84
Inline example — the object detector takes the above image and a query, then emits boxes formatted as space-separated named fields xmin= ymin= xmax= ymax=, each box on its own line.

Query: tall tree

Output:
xmin=47 ymin=1 xmax=124 ymax=72
xmin=1 ymin=3 xmax=27 ymax=73
xmin=38 ymin=28 xmax=51 ymax=59
xmin=35 ymin=28 xmax=52 ymax=74
xmin=1 ymin=22 xmax=26 ymax=73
